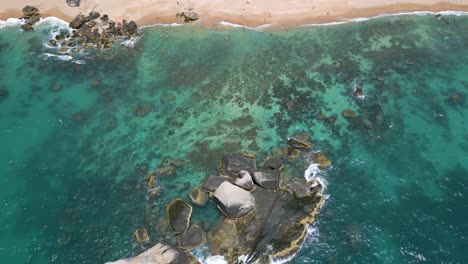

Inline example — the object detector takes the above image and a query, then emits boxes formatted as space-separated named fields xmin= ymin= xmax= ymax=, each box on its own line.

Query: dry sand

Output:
xmin=1 ymin=0 xmax=468 ymax=28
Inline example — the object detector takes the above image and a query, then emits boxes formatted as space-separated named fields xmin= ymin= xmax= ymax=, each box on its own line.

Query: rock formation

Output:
xmin=235 ymin=170 xmax=255 ymax=190
xmin=66 ymin=0 xmax=81 ymax=7
xmin=219 ymin=152 xmax=257 ymax=176
xmin=189 ymin=187 xmax=209 ymax=206
xmin=166 ymin=199 xmax=192 ymax=234
xmin=105 ymin=243 xmax=199 ymax=264
xmin=20 ymin=6 xmax=42 ymax=31
xmin=177 ymin=224 xmax=206 ymax=250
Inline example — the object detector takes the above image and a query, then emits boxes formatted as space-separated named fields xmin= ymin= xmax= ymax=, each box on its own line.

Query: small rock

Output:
xmin=88 ymin=11 xmax=100 ymax=20
xmin=313 ymin=151 xmax=331 ymax=168
xmin=21 ymin=23 xmax=34 ymax=31
xmin=288 ymin=132 xmax=313 ymax=150
xmin=342 ymin=108 xmax=357 ymax=119
xmin=66 ymin=0 xmax=81 ymax=7
xmin=154 ymin=165 xmax=176 ymax=177
xmin=134 ymin=228 xmax=150 ymax=244
xmin=187 ymin=11 xmax=199 ymax=21
xmin=189 ymin=188 xmax=209 ymax=206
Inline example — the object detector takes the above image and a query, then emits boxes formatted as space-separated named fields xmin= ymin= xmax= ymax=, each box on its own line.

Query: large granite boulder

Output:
xmin=166 ymin=199 xmax=192 ymax=234
xmin=253 ymin=170 xmax=280 ymax=190
xmin=66 ymin=0 xmax=81 ymax=7
xmin=219 ymin=153 xmax=257 ymax=177
xmin=124 ymin=20 xmax=138 ymax=33
xmin=177 ymin=224 xmax=206 ymax=250
xmin=189 ymin=187 xmax=209 ymax=206
xmin=105 ymin=243 xmax=199 ymax=264
xmin=213 ymin=181 xmax=255 ymax=219
xmin=234 ymin=170 xmax=254 ymax=190
xmin=201 ymin=175 xmax=232 ymax=192
xmin=208 ymin=187 xmax=324 ymax=263
xmin=69 ymin=15 xmax=86 ymax=29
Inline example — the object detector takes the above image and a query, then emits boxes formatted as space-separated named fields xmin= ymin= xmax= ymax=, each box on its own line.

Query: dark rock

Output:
xmin=342 ymin=108 xmax=357 ymax=119
xmin=21 ymin=23 xmax=34 ymax=31
xmin=123 ymin=20 xmax=138 ymax=33
xmin=134 ymin=228 xmax=150 ymax=244
xmin=177 ymin=224 xmax=206 ymax=250
xmin=353 ymin=86 xmax=364 ymax=97
xmin=26 ymin=14 xmax=41 ymax=25
xmin=201 ymin=175 xmax=227 ymax=192
xmin=132 ymin=102 xmax=153 ymax=117
xmin=21 ymin=5 xmax=39 ymax=19
xmin=87 ymin=20 xmax=97 ymax=28
xmin=253 ymin=170 xmax=280 ymax=190
xmin=234 ymin=170 xmax=254 ymax=190
xmin=213 ymin=181 xmax=255 ymax=219
xmin=450 ymin=93 xmax=463 ymax=105
xmin=189 ymin=187 xmax=209 ymax=206
xmin=105 ymin=243 xmax=200 ymax=264
xmin=263 ymin=157 xmax=284 ymax=170
xmin=100 ymin=14 xmax=109 ymax=23
xmin=312 ymin=152 xmax=332 ymax=168
xmin=219 ymin=152 xmax=257 ymax=177
xmin=288 ymin=132 xmax=313 ymax=150
xmin=69 ymin=15 xmax=86 ymax=29
xmin=66 ymin=0 xmax=81 ymax=7
xmin=48 ymin=39 xmax=58 ymax=47
xmin=88 ymin=11 xmax=100 ymax=20
xmin=167 ymin=199 xmax=192 ymax=234
xmin=86 ymin=29 xmax=101 ymax=42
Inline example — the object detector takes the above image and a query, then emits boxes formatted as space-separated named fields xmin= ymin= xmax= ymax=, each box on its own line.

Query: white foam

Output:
xmin=218 ymin=21 xmax=272 ymax=30
xmin=0 ymin=18 xmax=24 ymax=29
xmin=193 ymin=246 xmax=228 ymax=264
xmin=120 ymin=36 xmax=141 ymax=48
xmin=140 ymin=22 xmax=185 ymax=29
xmin=302 ymin=10 xmax=468 ymax=27
xmin=39 ymin=53 xmax=73 ymax=61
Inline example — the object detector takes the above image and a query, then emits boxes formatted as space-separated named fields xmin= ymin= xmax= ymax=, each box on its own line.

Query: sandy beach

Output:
xmin=1 ymin=0 xmax=468 ymax=28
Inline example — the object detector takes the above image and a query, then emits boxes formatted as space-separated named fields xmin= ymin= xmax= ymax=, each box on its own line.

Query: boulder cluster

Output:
xmin=20 ymin=6 xmax=42 ymax=31
xmin=108 ymin=133 xmax=330 ymax=264
xmin=49 ymin=12 xmax=139 ymax=52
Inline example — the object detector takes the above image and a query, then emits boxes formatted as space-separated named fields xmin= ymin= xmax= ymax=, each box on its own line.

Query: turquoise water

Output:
xmin=1 ymin=14 xmax=467 ymax=263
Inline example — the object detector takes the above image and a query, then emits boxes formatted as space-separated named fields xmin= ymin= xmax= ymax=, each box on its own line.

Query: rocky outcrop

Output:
xmin=213 ymin=181 xmax=255 ymax=219
xmin=177 ymin=224 xmax=206 ymax=250
xmin=219 ymin=153 xmax=257 ymax=177
xmin=177 ymin=11 xmax=200 ymax=23
xmin=167 ymin=199 xmax=192 ymax=234
xmin=235 ymin=170 xmax=254 ymax=190
xmin=263 ymin=157 xmax=284 ymax=170
xmin=66 ymin=0 xmax=81 ymax=7
xmin=69 ymin=15 xmax=86 ymax=29
xmin=189 ymin=187 xmax=209 ymax=206
xmin=313 ymin=151 xmax=332 ymax=168
xmin=201 ymin=175 xmax=231 ymax=192
xmin=20 ymin=6 xmax=42 ymax=31
xmin=105 ymin=243 xmax=199 ymax=264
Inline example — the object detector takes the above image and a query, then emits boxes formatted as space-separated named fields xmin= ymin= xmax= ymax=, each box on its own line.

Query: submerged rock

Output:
xmin=219 ymin=152 xmax=257 ymax=177
xmin=288 ymin=132 xmax=313 ymax=150
xmin=189 ymin=187 xmax=209 ymax=206
xmin=177 ymin=224 xmax=206 ymax=250
xmin=167 ymin=199 xmax=192 ymax=234
xmin=154 ymin=165 xmax=176 ymax=177
xmin=105 ymin=243 xmax=199 ymax=264
xmin=342 ymin=108 xmax=357 ymax=119
xmin=213 ymin=181 xmax=255 ymax=219
xmin=263 ymin=157 xmax=284 ymax=170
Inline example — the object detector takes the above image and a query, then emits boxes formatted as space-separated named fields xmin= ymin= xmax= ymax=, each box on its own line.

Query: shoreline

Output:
xmin=1 ymin=1 xmax=468 ymax=29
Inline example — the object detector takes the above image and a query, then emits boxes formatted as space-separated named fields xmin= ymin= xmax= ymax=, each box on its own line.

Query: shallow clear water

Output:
xmin=0 ymin=14 xmax=467 ymax=263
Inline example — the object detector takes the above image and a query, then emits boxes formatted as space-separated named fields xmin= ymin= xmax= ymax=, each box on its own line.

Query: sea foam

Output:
xmin=301 ymin=10 xmax=468 ymax=27
xmin=0 ymin=18 xmax=24 ymax=29
xmin=218 ymin=21 xmax=271 ymax=30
